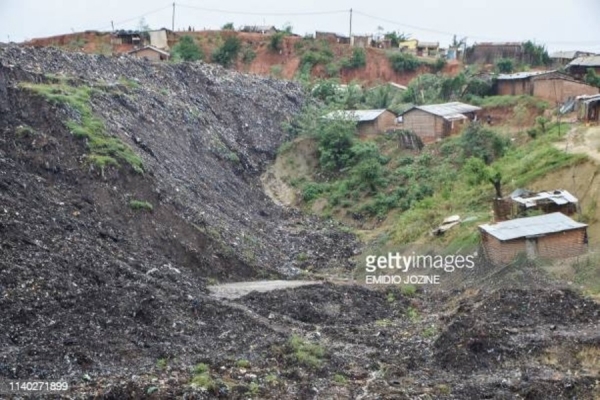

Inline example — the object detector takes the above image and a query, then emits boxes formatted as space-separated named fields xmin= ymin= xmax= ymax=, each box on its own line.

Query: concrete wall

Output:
xmin=533 ymin=78 xmax=599 ymax=104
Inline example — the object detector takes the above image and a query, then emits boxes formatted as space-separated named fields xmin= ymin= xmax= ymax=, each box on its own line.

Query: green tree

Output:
xmin=459 ymin=124 xmax=510 ymax=164
xmin=585 ymin=68 xmax=600 ymax=88
xmin=463 ymin=157 xmax=503 ymax=198
xmin=342 ymin=48 xmax=367 ymax=69
xmin=384 ymin=31 xmax=411 ymax=47
xmin=522 ymin=40 xmax=550 ymax=66
xmin=388 ymin=52 xmax=421 ymax=73
xmin=496 ymin=58 xmax=514 ymax=73
xmin=212 ymin=36 xmax=241 ymax=67
xmin=222 ymin=22 xmax=234 ymax=30
xmin=316 ymin=119 xmax=357 ymax=171
xmin=172 ymin=36 xmax=203 ymax=61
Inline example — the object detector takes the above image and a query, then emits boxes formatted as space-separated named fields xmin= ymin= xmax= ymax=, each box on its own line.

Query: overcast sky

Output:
xmin=1 ymin=0 xmax=599 ymax=53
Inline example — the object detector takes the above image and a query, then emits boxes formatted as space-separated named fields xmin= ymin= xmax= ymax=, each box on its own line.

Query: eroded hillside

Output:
xmin=1 ymin=46 xmax=599 ymax=399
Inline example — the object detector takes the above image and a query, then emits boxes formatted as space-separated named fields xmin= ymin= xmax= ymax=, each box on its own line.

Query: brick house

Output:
xmin=322 ymin=109 xmax=398 ymax=136
xmin=495 ymin=71 xmax=599 ymax=104
xmin=479 ymin=212 xmax=587 ymax=265
xmin=400 ymin=102 xmax=481 ymax=143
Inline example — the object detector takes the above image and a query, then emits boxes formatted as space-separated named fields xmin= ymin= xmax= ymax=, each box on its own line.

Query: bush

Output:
xmin=241 ymin=47 xmax=256 ymax=64
xmin=459 ymin=124 xmax=510 ymax=164
xmin=388 ymin=52 xmax=421 ymax=72
xmin=342 ymin=48 xmax=367 ymax=69
xmin=212 ymin=36 xmax=241 ymax=67
xmin=269 ymin=32 xmax=286 ymax=52
xmin=172 ymin=36 xmax=203 ymax=61
xmin=495 ymin=58 xmax=514 ymax=73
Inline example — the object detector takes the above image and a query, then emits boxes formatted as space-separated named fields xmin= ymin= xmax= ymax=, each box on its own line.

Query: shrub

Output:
xmin=241 ymin=47 xmax=256 ymax=64
xmin=212 ymin=36 xmax=241 ymax=67
xmin=388 ymin=52 xmax=421 ymax=72
xmin=495 ymin=58 xmax=514 ymax=73
xmin=459 ymin=124 xmax=510 ymax=164
xmin=269 ymin=32 xmax=286 ymax=52
xmin=288 ymin=335 xmax=325 ymax=369
xmin=172 ymin=36 xmax=203 ymax=62
xmin=342 ymin=48 xmax=367 ymax=69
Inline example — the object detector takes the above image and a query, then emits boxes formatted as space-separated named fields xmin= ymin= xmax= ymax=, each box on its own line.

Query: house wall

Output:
xmin=496 ymin=79 xmax=532 ymax=96
xmin=481 ymin=233 xmax=527 ymax=265
xmin=532 ymin=78 xmax=599 ymax=104
xmin=481 ymin=228 xmax=587 ymax=265
xmin=131 ymin=48 xmax=162 ymax=61
xmin=402 ymin=109 xmax=443 ymax=143
xmin=467 ymin=44 xmax=523 ymax=64
xmin=537 ymin=228 xmax=587 ymax=259
xmin=356 ymin=111 xmax=398 ymax=136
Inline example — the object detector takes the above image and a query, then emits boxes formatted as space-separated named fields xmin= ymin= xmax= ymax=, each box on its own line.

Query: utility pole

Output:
xmin=349 ymin=8 xmax=353 ymax=45
xmin=172 ymin=2 xmax=176 ymax=32
xmin=111 ymin=20 xmax=114 ymax=32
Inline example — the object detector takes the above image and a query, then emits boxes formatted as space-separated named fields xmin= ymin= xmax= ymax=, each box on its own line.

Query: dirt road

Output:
xmin=207 ymin=280 xmax=322 ymax=299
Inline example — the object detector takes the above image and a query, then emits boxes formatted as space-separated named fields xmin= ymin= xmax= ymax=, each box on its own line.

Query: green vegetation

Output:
xmin=156 ymin=358 xmax=168 ymax=370
xmin=118 ymin=77 xmax=140 ymax=89
xmin=288 ymin=335 xmax=325 ymax=369
xmin=221 ymin=22 xmax=234 ymax=30
xmin=172 ymin=36 xmax=203 ymax=62
xmin=129 ymin=199 xmax=153 ymax=211
xmin=341 ymin=48 xmax=367 ymax=70
xmin=236 ymin=359 xmax=251 ymax=368
xmin=522 ymin=40 xmax=550 ymax=67
xmin=384 ymin=31 xmax=410 ymax=47
xmin=585 ymin=68 xmax=600 ymax=88
xmin=212 ymin=35 xmax=241 ymax=67
xmin=269 ymin=31 xmax=287 ymax=52
xmin=19 ymin=80 xmax=143 ymax=173
xmin=189 ymin=363 xmax=216 ymax=391
xmin=495 ymin=58 xmax=514 ymax=73
xmin=400 ymin=284 xmax=417 ymax=297
xmin=241 ymin=46 xmax=257 ymax=64
xmin=406 ymin=306 xmax=419 ymax=321
xmin=387 ymin=52 xmax=421 ymax=73
xmin=333 ymin=373 xmax=348 ymax=384
xmin=402 ymin=72 xmax=493 ymax=105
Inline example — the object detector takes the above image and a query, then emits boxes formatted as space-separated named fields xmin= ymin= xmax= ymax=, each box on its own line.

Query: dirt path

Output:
xmin=555 ymin=125 xmax=600 ymax=163
xmin=207 ymin=280 xmax=322 ymax=299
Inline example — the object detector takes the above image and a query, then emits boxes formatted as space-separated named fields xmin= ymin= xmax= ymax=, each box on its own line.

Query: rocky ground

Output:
xmin=0 ymin=46 xmax=599 ymax=399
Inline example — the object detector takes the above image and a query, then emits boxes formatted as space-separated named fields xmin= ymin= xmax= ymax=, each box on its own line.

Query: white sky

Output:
xmin=1 ymin=0 xmax=599 ymax=53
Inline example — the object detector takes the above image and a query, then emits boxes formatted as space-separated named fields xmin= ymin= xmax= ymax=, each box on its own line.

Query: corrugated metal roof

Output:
xmin=496 ymin=70 xmax=555 ymax=80
xmin=127 ymin=45 xmax=170 ymax=56
xmin=510 ymin=189 xmax=578 ymax=207
xmin=479 ymin=212 xmax=587 ymax=241
xmin=408 ymin=102 xmax=481 ymax=118
xmin=323 ymin=109 xmax=388 ymax=122
xmin=568 ymin=56 xmax=600 ymax=67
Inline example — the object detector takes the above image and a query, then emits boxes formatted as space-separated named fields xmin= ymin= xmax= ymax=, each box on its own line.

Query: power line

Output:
xmin=176 ymin=3 xmax=347 ymax=17
xmin=97 ymin=4 xmax=173 ymax=31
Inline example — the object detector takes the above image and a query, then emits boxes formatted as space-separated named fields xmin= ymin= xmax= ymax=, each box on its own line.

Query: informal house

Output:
xmin=577 ymin=94 xmax=600 ymax=123
xmin=127 ymin=45 xmax=170 ymax=61
xmin=322 ymin=109 xmax=398 ymax=136
xmin=493 ymin=188 xmax=579 ymax=221
xmin=495 ymin=71 xmax=599 ymax=104
xmin=566 ymin=56 xmax=600 ymax=80
xmin=400 ymin=102 xmax=481 ymax=143
xmin=479 ymin=212 xmax=587 ymax=265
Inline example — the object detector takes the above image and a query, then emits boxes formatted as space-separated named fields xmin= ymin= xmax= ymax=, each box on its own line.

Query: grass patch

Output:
xmin=235 ymin=359 xmax=251 ymax=368
xmin=333 ymin=373 xmax=348 ymax=384
xmin=19 ymin=80 xmax=143 ymax=173
xmin=129 ymin=199 xmax=153 ymax=211
xmin=288 ymin=335 xmax=325 ymax=369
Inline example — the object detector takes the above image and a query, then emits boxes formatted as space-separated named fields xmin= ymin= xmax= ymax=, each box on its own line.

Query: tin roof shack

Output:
xmin=400 ymin=102 xmax=481 ymax=143
xmin=577 ymin=94 xmax=600 ymax=123
xmin=495 ymin=71 xmax=599 ymax=104
xmin=466 ymin=42 xmax=523 ymax=65
xmin=322 ymin=109 xmax=398 ymax=136
xmin=112 ymin=30 xmax=146 ymax=47
xmin=567 ymin=56 xmax=600 ymax=80
xmin=479 ymin=213 xmax=588 ymax=265
xmin=494 ymin=188 xmax=579 ymax=221
xmin=550 ymin=50 xmax=596 ymax=67
xmin=127 ymin=45 xmax=170 ymax=61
